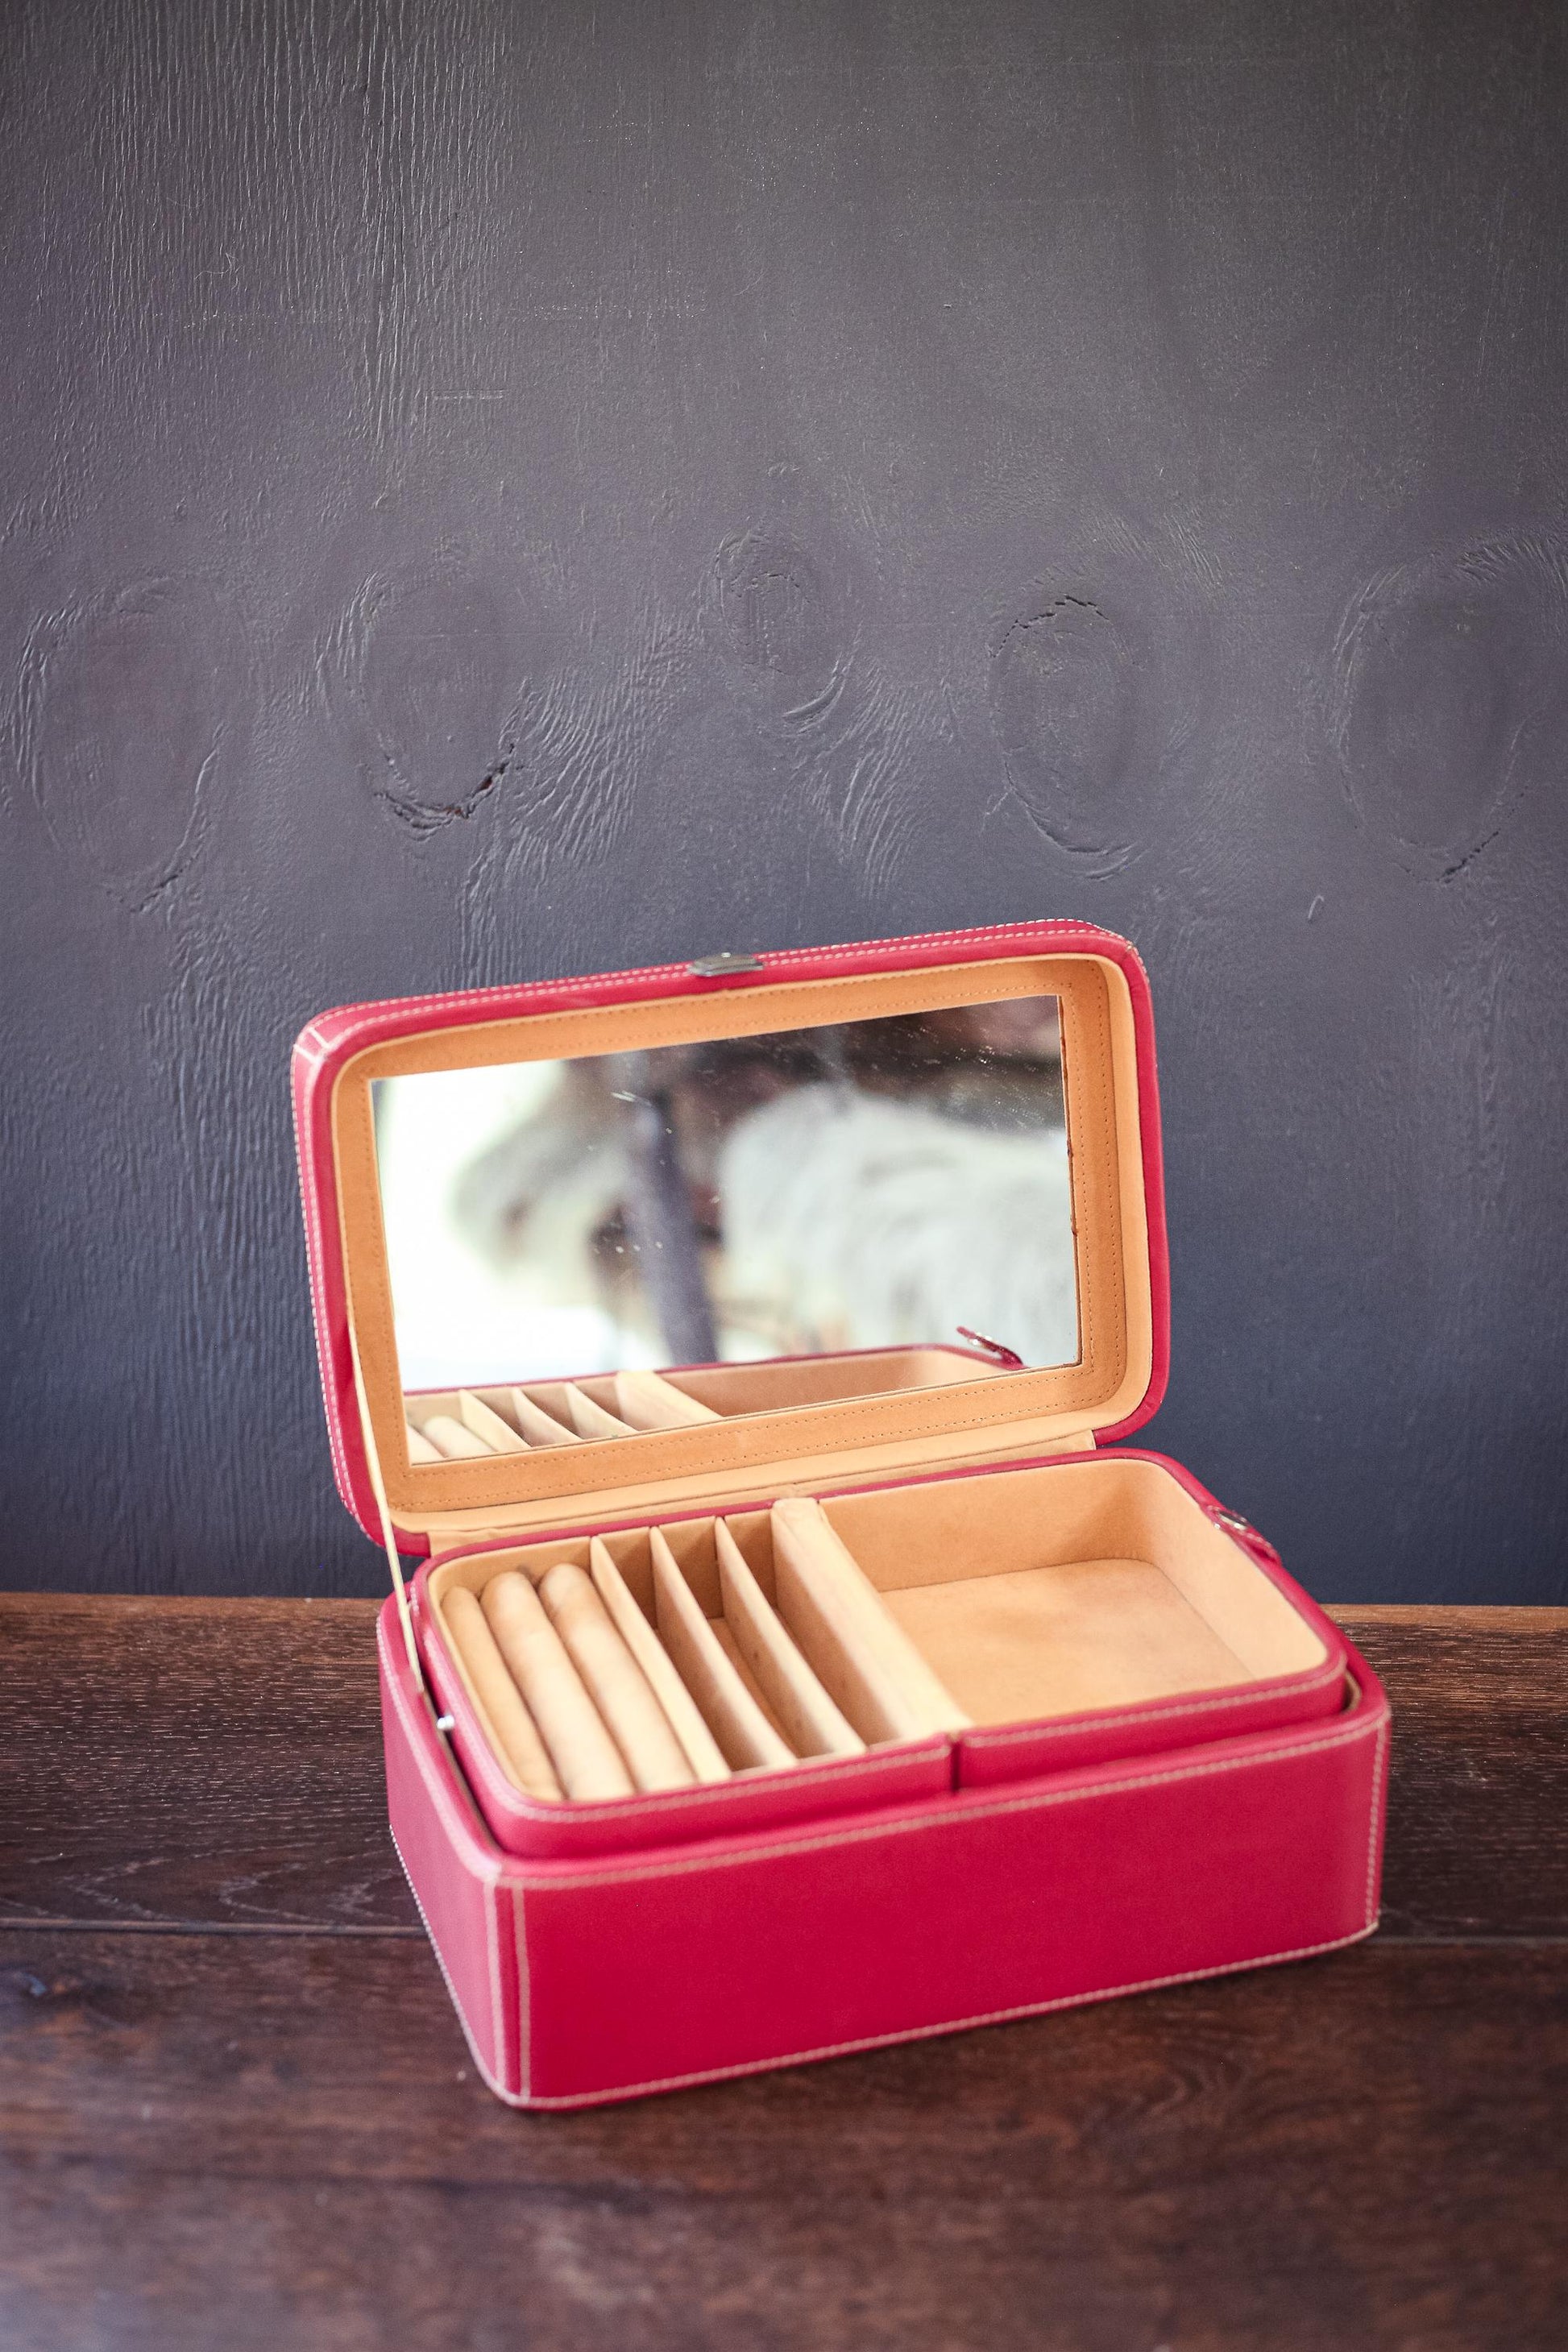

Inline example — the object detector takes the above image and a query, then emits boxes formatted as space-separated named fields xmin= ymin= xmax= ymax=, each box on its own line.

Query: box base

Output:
xmin=380 ymin=1597 xmax=1389 ymax=2109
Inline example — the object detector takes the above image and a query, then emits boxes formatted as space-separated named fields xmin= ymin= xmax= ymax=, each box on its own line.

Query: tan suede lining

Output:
xmin=330 ymin=952 xmax=1153 ymax=1541
xmin=427 ymin=1456 xmax=1327 ymax=1779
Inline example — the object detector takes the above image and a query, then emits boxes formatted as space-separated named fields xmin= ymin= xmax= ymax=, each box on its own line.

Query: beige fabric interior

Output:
xmin=404 ymin=1349 xmax=1006 ymax=1462
xmin=426 ymin=1455 xmax=1329 ymax=1798
xmin=329 ymin=952 xmax=1155 ymax=1540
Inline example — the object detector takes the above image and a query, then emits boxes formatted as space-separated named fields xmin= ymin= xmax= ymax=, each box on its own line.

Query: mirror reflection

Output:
xmin=373 ymin=994 xmax=1078 ymax=1444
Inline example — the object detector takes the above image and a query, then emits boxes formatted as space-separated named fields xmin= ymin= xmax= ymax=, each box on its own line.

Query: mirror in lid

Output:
xmin=372 ymin=993 xmax=1077 ymax=1461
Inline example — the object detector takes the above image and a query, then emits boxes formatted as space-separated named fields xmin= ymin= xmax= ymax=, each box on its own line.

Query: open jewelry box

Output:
xmin=294 ymin=919 xmax=1389 ymax=2107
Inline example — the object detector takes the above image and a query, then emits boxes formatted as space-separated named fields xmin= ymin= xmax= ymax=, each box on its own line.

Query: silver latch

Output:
xmin=687 ymin=951 xmax=765 ymax=980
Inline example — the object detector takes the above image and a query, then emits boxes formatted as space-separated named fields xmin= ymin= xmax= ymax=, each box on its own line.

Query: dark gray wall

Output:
xmin=2 ymin=0 xmax=1565 ymax=1601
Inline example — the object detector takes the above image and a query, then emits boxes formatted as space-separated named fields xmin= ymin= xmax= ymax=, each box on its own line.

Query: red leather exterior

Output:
xmin=293 ymin=920 xmax=1169 ymax=1549
xmin=312 ymin=927 xmax=1388 ymax=2111
xmin=380 ymin=1598 xmax=1390 ymax=2109
xmin=378 ymin=1622 xmax=521 ymax=2094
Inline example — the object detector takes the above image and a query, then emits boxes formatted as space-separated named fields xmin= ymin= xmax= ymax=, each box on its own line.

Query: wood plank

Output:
xmin=0 ymin=1931 xmax=1562 ymax=2351
xmin=0 ymin=1595 xmax=413 ymax=1934
xmin=1332 ymin=1607 xmax=1568 ymax=1939
xmin=2 ymin=1598 xmax=1566 ymax=1947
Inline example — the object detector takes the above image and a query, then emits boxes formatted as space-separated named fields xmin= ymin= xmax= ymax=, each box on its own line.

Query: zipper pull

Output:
xmin=956 ymin=1325 xmax=1025 ymax=1370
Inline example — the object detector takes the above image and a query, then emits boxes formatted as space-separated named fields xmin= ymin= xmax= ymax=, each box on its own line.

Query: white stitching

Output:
xmin=514 ymin=1710 xmax=1386 ymax=1891
xmin=508 ymin=1923 xmax=1379 ymax=2109
xmin=305 ymin=923 xmax=1114 ymax=1029
xmin=1365 ymin=1715 xmax=1390 ymax=1928
xmin=483 ymin=1844 xmax=504 ymax=2086
xmin=388 ymin=1824 xmax=519 ymax=2103
xmin=512 ymin=1878 xmax=529 ymax=2102
xmin=963 ymin=1659 xmax=1347 ymax=1747
xmin=387 ymin=1639 xmax=1387 ymax=2113
xmin=291 ymin=1075 xmax=356 ymax=1511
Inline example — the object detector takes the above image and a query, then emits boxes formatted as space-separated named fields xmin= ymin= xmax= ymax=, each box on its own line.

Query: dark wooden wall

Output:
xmin=2 ymin=0 xmax=1564 ymax=1601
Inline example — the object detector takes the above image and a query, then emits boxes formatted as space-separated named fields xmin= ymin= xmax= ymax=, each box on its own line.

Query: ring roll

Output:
xmin=509 ymin=1390 xmax=581 ymax=1446
xmin=588 ymin=1540 xmax=731 ymax=1783
xmin=649 ymin=1529 xmax=794 ymax=1772
xmin=612 ymin=1371 xmax=722 ymax=1431
xmin=421 ymin=1413 xmax=494 ymax=1460
xmin=440 ymin=1586 xmax=562 ymax=1801
xmin=770 ymin=1497 xmax=971 ymax=1744
xmin=480 ymin=1571 xmax=634 ymax=1800
xmin=537 ymin=1562 xmax=695 ymax=1792
xmin=715 ymin=1520 xmax=865 ymax=1758
xmin=404 ymin=1421 xmax=442 ymax=1464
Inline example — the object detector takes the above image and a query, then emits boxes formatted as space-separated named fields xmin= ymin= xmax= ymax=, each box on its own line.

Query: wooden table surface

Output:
xmin=1 ymin=1597 xmax=1563 ymax=2352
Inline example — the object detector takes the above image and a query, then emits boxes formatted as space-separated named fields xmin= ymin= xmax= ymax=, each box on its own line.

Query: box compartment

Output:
xmin=418 ymin=1449 xmax=1347 ymax=1855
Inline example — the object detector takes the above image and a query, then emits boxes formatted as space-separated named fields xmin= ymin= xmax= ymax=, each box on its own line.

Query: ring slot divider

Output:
xmin=537 ymin=1561 xmax=695 ymax=1791
xmin=588 ymin=1538 xmax=732 ymax=1782
xmin=562 ymin=1383 xmax=636 ymax=1441
xmin=441 ymin=1587 xmax=564 ymax=1800
xmin=509 ymin=1389 xmax=582 ymax=1446
xmin=714 ymin=1520 xmax=865 ymax=1757
xmin=613 ymin=1370 xmax=724 ymax=1430
xmin=649 ymin=1527 xmax=794 ymax=1772
xmin=480 ymin=1570 xmax=634 ymax=1800
xmin=769 ymin=1496 xmax=972 ymax=1744
xmin=456 ymin=1391 xmax=529 ymax=1452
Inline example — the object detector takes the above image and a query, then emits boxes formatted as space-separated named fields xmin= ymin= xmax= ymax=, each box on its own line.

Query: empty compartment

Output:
xmin=668 ymin=1345 xmax=1007 ymax=1418
xmin=713 ymin=1520 xmax=864 ymax=1757
xmin=613 ymin=1370 xmax=722 ymax=1430
xmin=588 ymin=1538 xmax=731 ymax=1783
xmin=504 ymin=1388 xmax=581 ymax=1446
xmin=649 ymin=1526 xmax=794 ymax=1771
xmin=814 ymin=1457 xmax=1337 ymax=1736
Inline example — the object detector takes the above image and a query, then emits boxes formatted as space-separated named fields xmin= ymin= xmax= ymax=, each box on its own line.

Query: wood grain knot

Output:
xmin=706 ymin=529 xmax=852 ymax=728
xmin=14 ymin=576 xmax=245 ymax=908
xmin=1327 ymin=536 xmax=1568 ymax=879
xmin=319 ymin=558 xmax=529 ymax=832
xmin=989 ymin=593 xmax=1143 ymax=867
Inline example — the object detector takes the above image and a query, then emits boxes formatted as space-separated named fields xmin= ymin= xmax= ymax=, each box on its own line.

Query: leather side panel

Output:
xmin=377 ymin=1603 xmax=522 ymax=2097
xmin=513 ymin=1684 xmax=1388 ymax=2108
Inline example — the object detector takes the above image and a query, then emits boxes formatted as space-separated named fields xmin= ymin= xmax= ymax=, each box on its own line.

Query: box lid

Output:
xmin=292 ymin=920 xmax=1169 ymax=1555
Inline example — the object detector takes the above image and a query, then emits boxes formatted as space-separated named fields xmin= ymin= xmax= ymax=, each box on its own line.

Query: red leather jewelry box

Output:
xmin=293 ymin=920 xmax=1389 ymax=2108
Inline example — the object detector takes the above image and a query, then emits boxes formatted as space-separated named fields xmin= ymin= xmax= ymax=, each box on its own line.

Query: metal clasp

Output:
xmin=687 ymin=951 xmax=764 ymax=980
